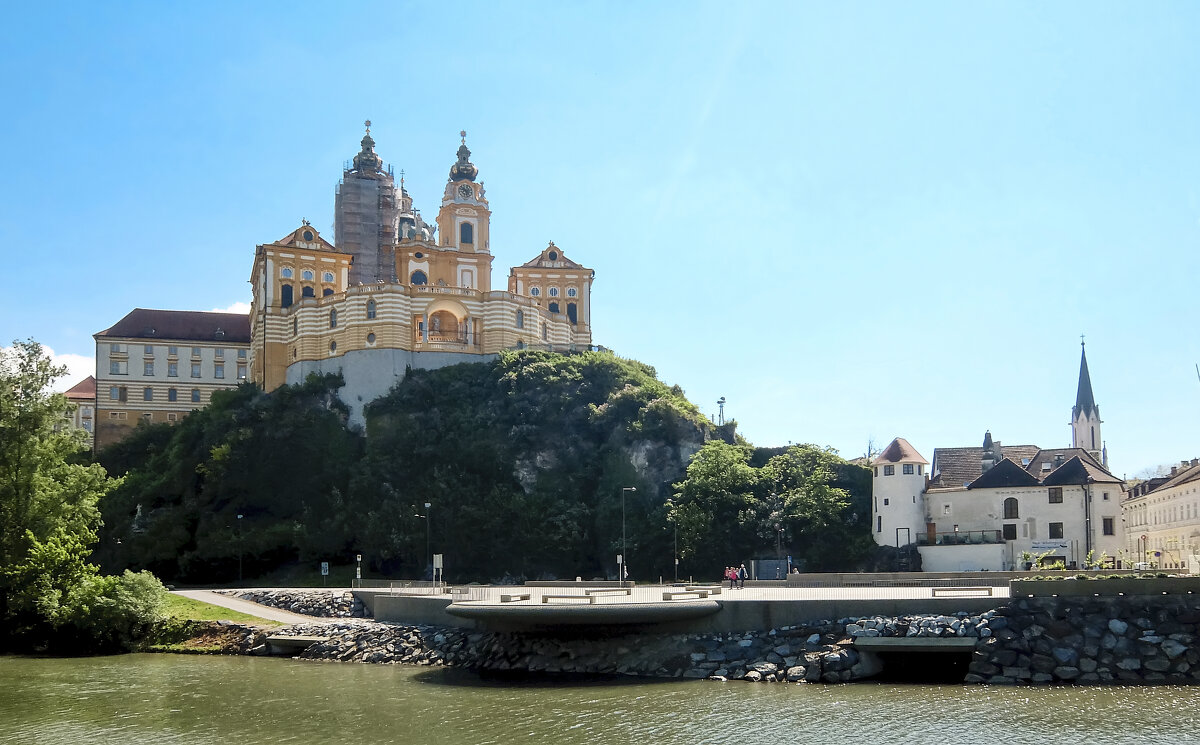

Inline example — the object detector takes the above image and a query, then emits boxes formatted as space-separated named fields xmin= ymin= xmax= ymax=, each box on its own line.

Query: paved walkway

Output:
xmin=173 ymin=590 xmax=338 ymax=625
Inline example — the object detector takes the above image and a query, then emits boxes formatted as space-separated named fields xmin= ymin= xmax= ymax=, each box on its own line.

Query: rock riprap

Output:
xmin=218 ymin=590 xmax=366 ymax=618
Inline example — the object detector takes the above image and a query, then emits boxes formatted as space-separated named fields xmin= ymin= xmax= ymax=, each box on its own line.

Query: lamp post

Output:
xmin=237 ymin=514 xmax=244 ymax=584
xmin=621 ymin=487 xmax=636 ymax=587
xmin=415 ymin=502 xmax=432 ymax=582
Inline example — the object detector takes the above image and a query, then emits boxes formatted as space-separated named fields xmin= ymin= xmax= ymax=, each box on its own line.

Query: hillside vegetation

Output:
xmin=96 ymin=350 xmax=871 ymax=583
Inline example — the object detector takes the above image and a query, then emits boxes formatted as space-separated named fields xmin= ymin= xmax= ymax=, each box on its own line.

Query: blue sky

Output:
xmin=2 ymin=2 xmax=1197 ymax=477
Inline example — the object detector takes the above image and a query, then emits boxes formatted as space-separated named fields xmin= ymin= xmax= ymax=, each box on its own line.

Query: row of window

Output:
xmin=877 ymin=464 xmax=922 ymax=476
xmin=109 ymin=386 xmax=205 ymax=403
xmin=106 ymin=411 xmax=179 ymax=422
xmin=515 ymin=305 xmax=578 ymax=327
xmin=281 ymin=267 xmax=335 ymax=283
xmin=998 ymin=517 xmax=1116 ymax=540
xmin=280 ymin=284 xmax=334 ymax=307
xmin=110 ymin=343 xmax=245 ymax=359
xmin=110 ymin=360 xmax=246 ymax=379
xmin=529 ymin=286 xmax=578 ymax=298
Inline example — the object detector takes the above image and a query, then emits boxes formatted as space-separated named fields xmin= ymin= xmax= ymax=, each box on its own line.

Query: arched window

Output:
xmin=410 ymin=270 xmax=428 ymax=286
xmin=567 ymin=302 xmax=577 ymax=324
xmin=567 ymin=287 xmax=577 ymax=298
xmin=530 ymin=287 xmax=541 ymax=297
xmin=329 ymin=309 xmax=337 ymax=329
xmin=549 ymin=287 xmax=559 ymax=297
xmin=323 ymin=271 xmax=334 ymax=282
xmin=515 ymin=309 xmax=524 ymax=329
xmin=302 ymin=286 xmax=315 ymax=298
xmin=548 ymin=302 xmax=560 ymax=314
xmin=1003 ymin=498 xmax=1019 ymax=519
xmin=281 ymin=267 xmax=294 ymax=279
xmin=323 ymin=288 xmax=334 ymax=297
xmin=516 ymin=340 xmax=525 ymax=350
xmin=302 ymin=269 xmax=314 ymax=281
xmin=280 ymin=284 xmax=294 ymax=308
xmin=542 ymin=322 xmax=548 ymax=340
xmin=292 ymin=318 xmax=298 ymax=336
xmin=366 ymin=299 xmax=376 ymax=319
xmin=460 ymin=222 xmax=473 ymax=244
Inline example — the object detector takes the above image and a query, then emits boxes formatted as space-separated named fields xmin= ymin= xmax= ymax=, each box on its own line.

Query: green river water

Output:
xmin=2 ymin=654 xmax=1198 ymax=744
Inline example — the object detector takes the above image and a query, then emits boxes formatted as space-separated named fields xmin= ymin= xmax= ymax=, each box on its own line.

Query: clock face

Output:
xmin=457 ymin=184 xmax=473 ymax=199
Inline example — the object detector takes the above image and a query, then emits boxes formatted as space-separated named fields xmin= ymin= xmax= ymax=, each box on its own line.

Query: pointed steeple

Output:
xmin=1073 ymin=340 xmax=1097 ymax=420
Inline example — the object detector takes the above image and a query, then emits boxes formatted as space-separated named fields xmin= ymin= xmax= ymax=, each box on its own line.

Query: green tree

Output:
xmin=0 ymin=340 xmax=165 ymax=652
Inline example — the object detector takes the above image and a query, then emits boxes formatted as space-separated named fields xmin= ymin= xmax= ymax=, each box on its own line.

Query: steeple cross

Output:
xmin=365 ymin=119 xmax=372 ymax=132
xmin=460 ymin=129 xmax=467 ymax=144
xmin=1080 ymin=333 xmax=1085 ymax=347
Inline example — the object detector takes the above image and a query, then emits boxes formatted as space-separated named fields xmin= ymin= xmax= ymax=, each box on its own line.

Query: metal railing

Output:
xmin=917 ymin=530 xmax=1004 ymax=546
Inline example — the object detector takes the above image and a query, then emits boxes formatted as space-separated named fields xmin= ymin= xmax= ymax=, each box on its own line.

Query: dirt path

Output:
xmin=173 ymin=590 xmax=337 ymax=625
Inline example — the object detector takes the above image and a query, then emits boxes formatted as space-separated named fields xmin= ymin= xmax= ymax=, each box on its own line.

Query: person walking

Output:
xmin=737 ymin=563 xmax=747 ymax=589
xmin=725 ymin=566 xmax=735 ymax=590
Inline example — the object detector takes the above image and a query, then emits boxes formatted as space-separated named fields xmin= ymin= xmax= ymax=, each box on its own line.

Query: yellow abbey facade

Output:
xmin=249 ymin=127 xmax=595 ymax=424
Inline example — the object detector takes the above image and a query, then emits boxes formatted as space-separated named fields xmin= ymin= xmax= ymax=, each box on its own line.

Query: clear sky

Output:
xmin=3 ymin=2 xmax=1197 ymax=477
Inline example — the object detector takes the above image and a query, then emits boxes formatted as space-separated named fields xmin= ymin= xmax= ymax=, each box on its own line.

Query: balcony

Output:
xmin=918 ymin=530 xmax=1004 ymax=546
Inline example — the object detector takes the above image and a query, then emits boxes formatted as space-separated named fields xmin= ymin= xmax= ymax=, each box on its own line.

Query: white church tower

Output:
xmin=871 ymin=438 xmax=928 ymax=547
xmin=1070 ymin=340 xmax=1106 ymax=467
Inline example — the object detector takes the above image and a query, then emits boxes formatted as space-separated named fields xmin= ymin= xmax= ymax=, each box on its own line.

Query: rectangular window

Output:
xmin=109 ymin=386 xmax=120 ymax=400
xmin=1103 ymin=517 xmax=1115 ymax=536
xmin=237 ymin=364 xmax=247 ymax=380
xmin=216 ymin=348 xmax=225 ymax=359
xmin=917 ymin=465 xmax=922 ymax=475
xmin=168 ymin=346 xmax=178 ymax=356
xmin=1102 ymin=492 xmax=1109 ymax=501
xmin=942 ymin=504 xmax=952 ymax=516
xmin=876 ymin=516 xmax=882 ymax=533
xmin=1049 ymin=522 xmax=1064 ymax=539
xmin=191 ymin=363 xmax=201 ymax=378
xmin=144 ymin=344 xmax=153 ymax=354
xmin=110 ymin=360 xmax=127 ymax=375
xmin=144 ymin=361 xmax=154 ymax=376
xmin=142 ymin=412 xmax=153 ymax=421
xmin=883 ymin=498 xmax=889 ymax=506
xmin=110 ymin=343 xmax=122 ymax=353
xmin=237 ymin=349 xmax=247 ymax=359
xmin=168 ymin=388 xmax=177 ymax=402
xmin=214 ymin=363 xmax=224 ymax=379
xmin=903 ymin=464 xmax=914 ymax=474
xmin=191 ymin=389 xmax=201 ymax=403
xmin=167 ymin=413 xmax=177 ymax=422
xmin=168 ymin=362 xmax=178 ymax=377
xmin=142 ymin=387 xmax=153 ymax=401
xmin=1002 ymin=524 xmax=1017 ymax=540
xmin=873 ymin=467 xmax=878 ymax=477
xmin=883 ymin=465 xmax=895 ymax=476
xmin=1049 ymin=487 xmax=1063 ymax=504
xmin=191 ymin=347 xmax=202 ymax=358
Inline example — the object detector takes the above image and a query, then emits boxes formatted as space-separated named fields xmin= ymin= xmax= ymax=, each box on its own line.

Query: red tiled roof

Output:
xmin=95 ymin=309 xmax=250 ymax=344
xmin=63 ymin=375 xmax=96 ymax=399
xmin=872 ymin=437 xmax=928 ymax=465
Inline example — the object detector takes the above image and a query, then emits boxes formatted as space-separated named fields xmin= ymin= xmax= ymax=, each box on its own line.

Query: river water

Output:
xmin=2 ymin=654 xmax=1198 ymax=744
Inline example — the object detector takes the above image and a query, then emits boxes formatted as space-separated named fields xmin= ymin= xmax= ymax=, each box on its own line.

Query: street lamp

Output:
xmin=621 ymin=487 xmax=636 ymax=587
xmin=415 ymin=502 xmax=432 ymax=582
xmin=237 ymin=514 xmax=244 ymax=584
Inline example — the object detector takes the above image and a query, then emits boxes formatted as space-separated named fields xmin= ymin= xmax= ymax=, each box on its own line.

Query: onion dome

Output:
xmin=449 ymin=130 xmax=478 ymax=182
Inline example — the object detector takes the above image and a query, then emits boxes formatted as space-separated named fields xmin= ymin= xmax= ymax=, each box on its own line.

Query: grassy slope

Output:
xmin=148 ymin=593 xmax=281 ymax=653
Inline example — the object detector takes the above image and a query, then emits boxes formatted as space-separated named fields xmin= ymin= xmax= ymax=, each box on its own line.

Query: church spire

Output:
xmin=449 ymin=130 xmax=478 ymax=182
xmin=1073 ymin=339 xmax=1097 ymax=420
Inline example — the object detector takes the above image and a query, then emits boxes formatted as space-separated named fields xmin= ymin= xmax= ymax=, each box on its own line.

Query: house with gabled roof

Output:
xmin=872 ymin=343 xmax=1125 ymax=571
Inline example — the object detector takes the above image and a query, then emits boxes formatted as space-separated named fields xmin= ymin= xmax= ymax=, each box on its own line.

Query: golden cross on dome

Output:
xmin=460 ymin=130 xmax=467 ymax=144
xmin=365 ymin=119 xmax=372 ymax=132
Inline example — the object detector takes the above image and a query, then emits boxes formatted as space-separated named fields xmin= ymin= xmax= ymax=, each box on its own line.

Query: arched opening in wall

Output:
xmin=280 ymin=284 xmax=294 ymax=308
xmin=302 ymin=286 xmax=315 ymax=298
xmin=1004 ymin=498 xmax=1019 ymax=519
xmin=428 ymin=310 xmax=461 ymax=343
xmin=323 ymin=288 xmax=334 ymax=297
xmin=548 ymin=302 xmax=560 ymax=314
xmin=567 ymin=303 xmax=577 ymax=324
xmin=330 ymin=309 xmax=338 ymax=329
xmin=366 ymin=299 xmax=376 ymax=319
xmin=460 ymin=222 xmax=473 ymax=244
xmin=1091 ymin=426 xmax=1095 ymax=449
xmin=411 ymin=270 xmax=428 ymax=286
xmin=515 ymin=309 xmax=524 ymax=329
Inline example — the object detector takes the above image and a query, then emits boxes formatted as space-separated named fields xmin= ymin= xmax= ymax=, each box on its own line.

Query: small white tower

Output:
xmin=871 ymin=437 xmax=929 ymax=548
xmin=1070 ymin=340 xmax=1105 ymax=466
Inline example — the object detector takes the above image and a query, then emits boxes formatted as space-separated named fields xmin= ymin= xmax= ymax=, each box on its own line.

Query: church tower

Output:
xmin=335 ymin=121 xmax=400 ymax=285
xmin=1071 ymin=340 xmax=1105 ymax=466
xmin=429 ymin=131 xmax=493 ymax=290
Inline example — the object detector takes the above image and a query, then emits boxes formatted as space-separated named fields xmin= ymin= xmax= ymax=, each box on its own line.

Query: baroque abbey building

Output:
xmin=249 ymin=125 xmax=595 ymax=425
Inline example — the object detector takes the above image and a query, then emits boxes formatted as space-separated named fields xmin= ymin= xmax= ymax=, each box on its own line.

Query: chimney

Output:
xmin=1192 ymin=458 xmax=1198 ymax=467
xmin=1171 ymin=466 xmax=1178 ymax=477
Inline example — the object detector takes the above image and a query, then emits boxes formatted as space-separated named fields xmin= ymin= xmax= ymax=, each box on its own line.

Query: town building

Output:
xmin=872 ymin=343 xmax=1125 ymax=571
xmin=93 ymin=309 xmax=251 ymax=450
xmin=249 ymin=127 xmax=594 ymax=425
xmin=61 ymin=375 xmax=96 ymax=449
xmin=1123 ymin=459 xmax=1200 ymax=570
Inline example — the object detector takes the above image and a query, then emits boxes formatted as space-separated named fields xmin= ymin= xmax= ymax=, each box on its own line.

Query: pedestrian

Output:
xmin=738 ymin=563 xmax=747 ymax=589
xmin=725 ymin=566 xmax=735 ymax=590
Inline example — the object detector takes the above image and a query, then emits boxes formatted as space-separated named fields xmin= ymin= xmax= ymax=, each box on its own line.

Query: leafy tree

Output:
xmin=0 ymin=339 xmax=165 ymax=652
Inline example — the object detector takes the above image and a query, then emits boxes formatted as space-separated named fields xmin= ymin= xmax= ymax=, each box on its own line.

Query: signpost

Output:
xmin=433 ymin=553 xmax=444 ymax=586
xmin=320 ymin=561 xmax=329 ymax=587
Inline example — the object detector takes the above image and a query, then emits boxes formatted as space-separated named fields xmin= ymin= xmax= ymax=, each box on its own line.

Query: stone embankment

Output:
xmin=967 ymin=594 xmax=1200 ymax=685
xmin=218 ymin=590 xmax=366 ymax=618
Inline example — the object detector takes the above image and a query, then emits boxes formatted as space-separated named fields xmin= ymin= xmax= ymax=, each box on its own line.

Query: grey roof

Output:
xmin=96 ymin=308 xmax=251 ymax=344
xmin=968 ymin=458 xmax=1041 ymax=489
xmin=929 ymin=444 xmax=1040 ymax=489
